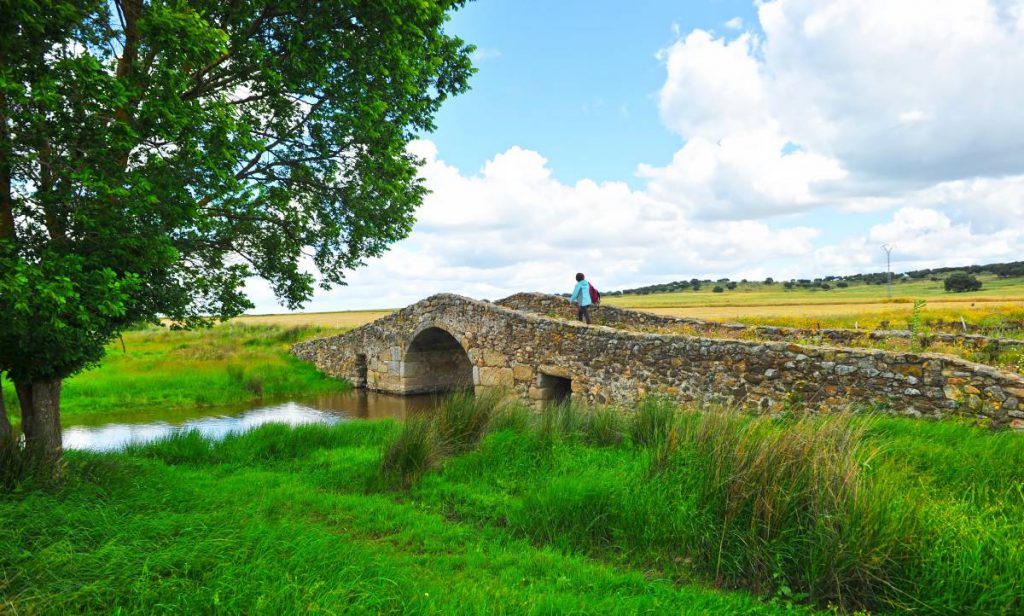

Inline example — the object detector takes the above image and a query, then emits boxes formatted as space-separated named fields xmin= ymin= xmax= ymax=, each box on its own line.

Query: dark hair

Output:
xmin=575 ymin=272 xmax=585 ymax=281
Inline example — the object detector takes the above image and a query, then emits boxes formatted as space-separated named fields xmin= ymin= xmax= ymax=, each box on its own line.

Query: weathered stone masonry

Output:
xmin=292 ymin=293 xmax=1024 ymax=427
xmin=496 ymin=292 xmax=1024 ymax=352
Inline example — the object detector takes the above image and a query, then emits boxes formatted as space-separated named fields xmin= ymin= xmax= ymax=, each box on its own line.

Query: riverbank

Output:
xmin=3 ymin=396 xmax=1022 ymax=614
xmin=2 ymin=324 xmax=352 ymax=423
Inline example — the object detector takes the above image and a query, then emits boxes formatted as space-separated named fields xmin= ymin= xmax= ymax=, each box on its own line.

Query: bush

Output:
xmin=836 ymin=281 xmax=849 ymax=288
xmin=944 ymin=272 xmax=982 ymax=292
xmin=712 ymin=286 xmax=724 ymax=293
xmin=726 ymin=282 xmax=738 ymax=290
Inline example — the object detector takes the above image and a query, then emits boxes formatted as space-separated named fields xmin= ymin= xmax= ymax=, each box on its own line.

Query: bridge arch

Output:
xmin=401 ymin=326 xmax=474 ymax=395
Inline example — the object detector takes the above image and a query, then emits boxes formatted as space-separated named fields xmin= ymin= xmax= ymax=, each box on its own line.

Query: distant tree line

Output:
xmin=603 ymin=259 xmax=1024 ymax=297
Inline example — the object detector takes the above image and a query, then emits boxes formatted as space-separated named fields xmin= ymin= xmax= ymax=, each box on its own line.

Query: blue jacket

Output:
xmin=570 ymin=280 xmax=592 ymax=307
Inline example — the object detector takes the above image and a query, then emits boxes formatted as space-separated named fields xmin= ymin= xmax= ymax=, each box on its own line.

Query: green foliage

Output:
xmin=944 ymin=272 xmax=983 ymax=292
xmin=0 ymin=0 xmax=476 ymax=410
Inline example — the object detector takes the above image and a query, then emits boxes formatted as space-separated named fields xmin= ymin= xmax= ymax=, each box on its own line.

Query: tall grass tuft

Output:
xmin=434 ymin=389 xmax=502 ymax=454
xmin=380 ymin=417 xmax=442 ymax=488
xmin=629 ymin=395 xmax=677 ymax=447
xmin=486 ymin=400 xmax=534 ymax=434
xmin=676 ymin=409 xmax=907 ymax=609
xmin=580 ymin=405 xmax=627 ymax=447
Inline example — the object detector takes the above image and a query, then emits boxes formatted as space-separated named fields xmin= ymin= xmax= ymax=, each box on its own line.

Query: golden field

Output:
xmin=236 ymin=275 xmax=1024 ymax=333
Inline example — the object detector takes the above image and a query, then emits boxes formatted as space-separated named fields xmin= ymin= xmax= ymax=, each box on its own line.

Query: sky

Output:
xmin=247 ymin=0 xmax=1024 ymax=313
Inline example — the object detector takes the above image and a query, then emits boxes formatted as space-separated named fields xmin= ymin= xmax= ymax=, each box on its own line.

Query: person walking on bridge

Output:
xmin=569 ymin=272 xmax=593 ymax=324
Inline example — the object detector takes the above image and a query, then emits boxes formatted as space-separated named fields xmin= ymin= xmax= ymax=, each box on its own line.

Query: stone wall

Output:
xmin=495 ymin=292 xmax=1024 ymax=352
xmin=293 ymin=293 xmax=1024 ymax=428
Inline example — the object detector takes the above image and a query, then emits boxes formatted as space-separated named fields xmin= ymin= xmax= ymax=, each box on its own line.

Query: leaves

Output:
xmin=0 ymin=0 xmax=475 ymax=381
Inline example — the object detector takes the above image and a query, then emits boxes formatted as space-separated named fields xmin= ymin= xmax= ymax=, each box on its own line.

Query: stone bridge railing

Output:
xmin=292 ymin=293 xmax=1024 ymax=428
xmin=496 ymin=292 xmax=1024 ymax=352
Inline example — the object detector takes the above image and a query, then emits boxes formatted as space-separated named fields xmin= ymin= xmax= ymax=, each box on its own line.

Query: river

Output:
xmin=60 ymin=390 xmax=440 ymax=452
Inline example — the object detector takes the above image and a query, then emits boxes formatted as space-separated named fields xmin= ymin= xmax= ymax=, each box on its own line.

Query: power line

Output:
xmin=881 ymin=244 xmax=894 ymax=298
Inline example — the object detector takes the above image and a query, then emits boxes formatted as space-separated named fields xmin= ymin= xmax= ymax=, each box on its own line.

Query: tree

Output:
xmin=944 ymin=272 xmax=983 ymax=293
xmin=0 ymin=0 xmax=475 ymax=473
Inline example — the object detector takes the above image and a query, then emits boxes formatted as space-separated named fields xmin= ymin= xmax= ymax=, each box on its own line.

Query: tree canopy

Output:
xmin=0 ymin=0 xmax=475 ymax=466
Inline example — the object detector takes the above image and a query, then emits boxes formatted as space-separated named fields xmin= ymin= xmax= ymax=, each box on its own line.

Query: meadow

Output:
xmin=1 ymin=323 xmax=350 ymax=423
xmin=2 ymin=394 xmax=1022 ymax=614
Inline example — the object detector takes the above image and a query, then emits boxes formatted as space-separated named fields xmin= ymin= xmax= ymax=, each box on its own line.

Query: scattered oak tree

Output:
xmin=944 ymin=272 xmax=983 ymax=293
xmin=0 ymin=0 xmax=475 ymax=474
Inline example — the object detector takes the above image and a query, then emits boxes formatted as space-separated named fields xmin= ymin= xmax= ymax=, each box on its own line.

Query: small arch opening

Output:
xmin=402 ymin=327 xmax=473 ymax=395
xmin=537 ymin=372 xmax=572 ymax=405
xmin=354 ymin=353 xmax=368 ymax=387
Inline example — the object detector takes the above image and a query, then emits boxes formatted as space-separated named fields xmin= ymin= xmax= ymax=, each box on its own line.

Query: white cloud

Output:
xmin=247 ymin=1 xmax=1024 ymax=311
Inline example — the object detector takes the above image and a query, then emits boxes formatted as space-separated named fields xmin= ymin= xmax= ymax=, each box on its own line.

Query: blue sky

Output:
xmin=431 ymin=0 xmax=759 ymax=186
xmin=248 ymin=0 xmax=1024 ymax=312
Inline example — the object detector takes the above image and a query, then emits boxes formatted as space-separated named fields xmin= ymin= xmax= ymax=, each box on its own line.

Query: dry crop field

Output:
xmin=235 ymin=275 xmax=1024 ymax=334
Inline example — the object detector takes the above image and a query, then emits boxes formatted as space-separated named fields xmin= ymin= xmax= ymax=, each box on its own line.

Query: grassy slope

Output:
xmin=0 ymin=422 xmax=807 ymax=616
xmin=2 ymin=324 xmax=351 ymax=422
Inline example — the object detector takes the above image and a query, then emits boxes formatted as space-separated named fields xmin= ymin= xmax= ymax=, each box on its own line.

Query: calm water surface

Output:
xmin=62 ymin=390 xmax=440 ymax=452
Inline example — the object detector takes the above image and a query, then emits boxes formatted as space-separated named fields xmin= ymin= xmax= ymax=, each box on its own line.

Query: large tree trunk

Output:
xmin=0 ymin=375 xmax=11 ymax=444
xmin=15 ymin=378 xmax=63 ymax=473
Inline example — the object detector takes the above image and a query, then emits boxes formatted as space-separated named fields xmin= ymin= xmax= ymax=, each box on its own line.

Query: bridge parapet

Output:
xmin=496 ymin=292 xmax=1024 ymax=352
xmin=292 ymin=293 xmax=1024 ymax=427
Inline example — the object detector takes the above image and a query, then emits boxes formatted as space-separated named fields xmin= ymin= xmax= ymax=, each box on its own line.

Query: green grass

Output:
xmin=2 ymin=323 xmax=351 ymax=422
xmin=4 ymin=398 xmax=1022 ymax=614
xmin=4 ymin=393 xmax=1024 ymax=614
xmin=0 ymin=421 xmax=809 ymax=615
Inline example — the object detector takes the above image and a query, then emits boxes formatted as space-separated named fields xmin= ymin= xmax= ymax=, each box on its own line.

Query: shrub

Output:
xmin=712 ymin=286 xmax=724 ymax=293
xmin=836 ymin=281 xmax=849 ymax=288
xmin=944 ymin=272 xmax=982 ymax=292
xmin=726 ymin=282 xmax=738 ymax=290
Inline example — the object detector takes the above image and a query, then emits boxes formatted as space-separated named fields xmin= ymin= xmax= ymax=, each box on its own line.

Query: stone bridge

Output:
xmin=291 ymin=293 xmax=1024 ymax=426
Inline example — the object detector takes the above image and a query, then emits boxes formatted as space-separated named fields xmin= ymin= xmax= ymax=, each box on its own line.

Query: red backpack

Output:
xmin=588 ymin=283 xmax=601 ymax=305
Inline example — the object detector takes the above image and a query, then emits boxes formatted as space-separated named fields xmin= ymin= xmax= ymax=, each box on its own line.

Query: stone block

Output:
xmin=479 ymin=366 xmax=514 ymax=387
xmin=483 ymin=350 xmax=508 ymax=367
xmin=512 ymin=364 xmax=534 ymax=381
xmin=539 ymin=364 xmax=570 ymax=378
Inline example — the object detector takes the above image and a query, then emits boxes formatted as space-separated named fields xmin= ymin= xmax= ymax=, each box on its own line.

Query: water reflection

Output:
xmin=62 ymin=390 xmax=441 ymax=452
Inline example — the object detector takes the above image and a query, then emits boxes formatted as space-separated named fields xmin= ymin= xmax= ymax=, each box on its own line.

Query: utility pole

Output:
xmin=882 ymin=244 xmax=894 ymax=298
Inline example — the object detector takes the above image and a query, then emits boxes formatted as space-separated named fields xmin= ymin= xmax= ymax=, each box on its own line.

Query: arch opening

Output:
xmin=354 ymin=353 xmax=368 ymax=387
xmin=402 ymin=327 xmax=474 ymax=395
